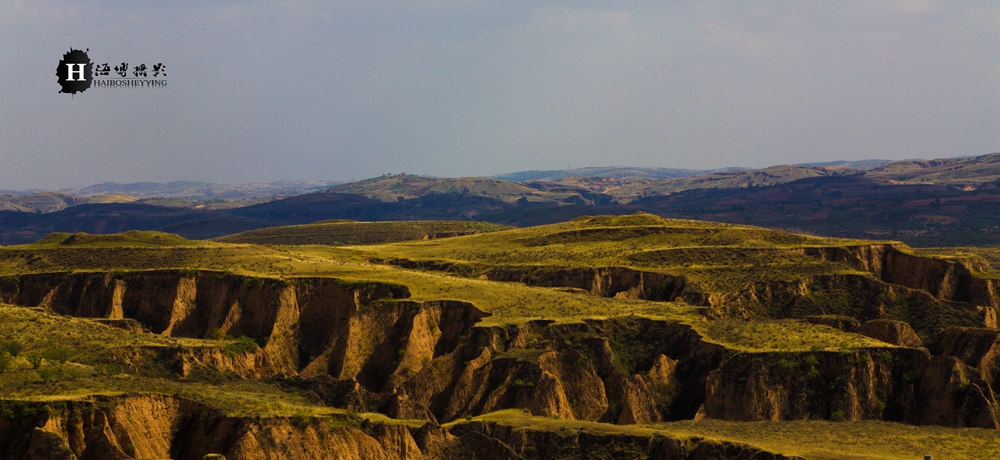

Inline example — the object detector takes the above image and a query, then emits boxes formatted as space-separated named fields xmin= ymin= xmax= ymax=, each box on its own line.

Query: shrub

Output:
xmin=1 ymin=340 xmax=24 ymax=357
xmin=94 ymin=364 xmax=123 ymax=376
xmin=43 ymin=347 xmax=71 ymax=365
xmin=290 ymin=410 xmax=311 ymax=428
xmin=0 ymin=352 xmax=12 ymax=374
xmin=244 ymin=277 xmax=264 ymax=288
xmin=0 ymin=275 xmax=19 ymax=288
xmin=223 ymin=336 xmax=259 ymax=357
xmin=776 ymin=359 xmax=797 ymax=373
xmin=830 ymin=410 xmax=846 ymax=422
xmin=37 ymin=367 xmax=60 ymax=382
xmin=26 ymin=353 xmax=43 ymax=370
xmin=110 ymin=269 xmax=127 ymax=280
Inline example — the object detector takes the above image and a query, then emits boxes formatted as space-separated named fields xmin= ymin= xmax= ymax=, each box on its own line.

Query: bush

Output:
xmin=244 ymin=277 xmax=264 ymax=288
xmin=830 ymin=410 xmax=846 ymax=422
xmin=223 ymin=336 xmax=259 ymax=357
xmin=37 ymin=367 xmax=59 ymax=382
xmin=0 ymin=352 xmax=12 ymax=374
xmin=94 ymin=364 xmax=123 ymax=376
xmin=0 ymin=275 xmax=19 ymax=288
xmin=26 ymin=353 xmax=43 ymax=370
xmin=43 ymin=347 xmax=71 ymax=365
xmin=776 ymin=358 xmax=797 ymax=373
xmin=511 ymin=379 xmax=534 ymax=388
xmin=1 ymin=340 xmax=24 ymax=357
xmin=290 ymin=410 xmax=311 ymax=428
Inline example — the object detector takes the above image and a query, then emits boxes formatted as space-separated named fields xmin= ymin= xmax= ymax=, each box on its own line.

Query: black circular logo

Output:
xmin=56 ymin=48 xmax=92 ymax=94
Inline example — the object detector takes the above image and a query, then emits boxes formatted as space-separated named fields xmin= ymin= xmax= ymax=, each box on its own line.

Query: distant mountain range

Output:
xmin=67 ymin=179 xmax=345 ymax=199
xmin=492 ymin=160 xmax=893 ymax=182
xmin=3 ymin=153 xmax=1000 ymax=246
xmin=0 ymin=180 xmax=345 ymax=214
xmin=493 ymin=166 xmax=738 ymax=182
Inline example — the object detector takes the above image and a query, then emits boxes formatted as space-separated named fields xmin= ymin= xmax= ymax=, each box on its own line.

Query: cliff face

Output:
xmin=0 ymin=394 xmax=454 ymax=460
xmin=704 ymin=348 xmax=1000 ymax=428
xmin=480 ymin=267 xmax=693 ymax=302
xmin=0 ymin=394 xmax=798 ymax=460
xmin=384 ymin=318 xmax=724 ymax=425
xmin=382 ymin=244 xmax=1000 ymax=334
xmin=449 ymin=420 xmax=804 ymax=460
xmin=383 ymin=259 xmax=701 ymax=303
xmin=4 ymin=268 xmax=1000 ymax=436
xmin=930 ymin=328 xmax=1000 ymax=390
xmin=0 ymin=271 xmax=472 ymax=381
xmin=805 ymin=244 xmax=999 ymax=309
xmin=0 ymin=272 xmax=716 ymax=426
xmin=109 ymin=345 xmax=277 ymax=379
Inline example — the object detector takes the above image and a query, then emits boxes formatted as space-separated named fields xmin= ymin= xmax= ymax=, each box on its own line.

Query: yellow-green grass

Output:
xmin=28 ymin=230 xmax=202 ymax=248
xmin=0 ymin=373 xmax=341 ymax=418
xmin=0 ymin=234 xmax=888 ymax=353
xmin=0 ymin=305 xmax=209 ymax=365
xmin=457 ymin=410 xmax=1000 ymax=460
xmin=0 ymin=305 xmax=340 ymax=417
xmin=701 ymin=320 xmax=891 ymax=352
xmin=656 ymin=419 xmax=1000 ymax=460
xmin=355 ymin=214 xmax=904 ymax=292
xmin=213 ymin=220 xmax=511 ymax=246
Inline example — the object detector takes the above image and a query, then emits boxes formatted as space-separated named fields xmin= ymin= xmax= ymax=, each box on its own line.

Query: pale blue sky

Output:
xmin=1 ymin=1 xmax=998 ymax=189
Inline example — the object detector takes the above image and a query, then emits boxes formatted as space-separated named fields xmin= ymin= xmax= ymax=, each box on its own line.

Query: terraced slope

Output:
xmin=2 ymin=217 xmax=1000 ymax=458
xmin=361 ymin=213 xmax=999 ymax=335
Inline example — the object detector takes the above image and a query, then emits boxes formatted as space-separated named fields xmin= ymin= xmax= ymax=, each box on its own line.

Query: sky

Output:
xmin=1 ymin=0 xmax=999 ymax=189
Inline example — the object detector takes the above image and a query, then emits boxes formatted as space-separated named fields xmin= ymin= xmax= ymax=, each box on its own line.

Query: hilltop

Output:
xmin=215 ymin=220 xmax=510 ymax=245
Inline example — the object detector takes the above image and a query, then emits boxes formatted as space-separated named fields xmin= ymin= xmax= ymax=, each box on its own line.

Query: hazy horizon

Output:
xmin=3 ymin=1 xmax=999 ymax=189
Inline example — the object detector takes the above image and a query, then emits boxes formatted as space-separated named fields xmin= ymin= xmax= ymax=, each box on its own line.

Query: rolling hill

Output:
xmin=214 ymin=220 xmax=510 ymax=245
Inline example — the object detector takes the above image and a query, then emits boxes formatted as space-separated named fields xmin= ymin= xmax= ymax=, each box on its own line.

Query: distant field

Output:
xmin=213 ymin=220 xmax=511 ymax=245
